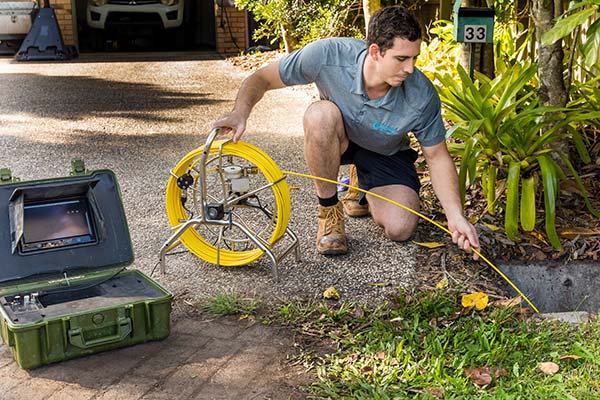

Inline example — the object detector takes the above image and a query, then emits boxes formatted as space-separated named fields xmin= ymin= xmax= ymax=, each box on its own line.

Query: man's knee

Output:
xmin=382 ymin=222 xmax=417 ymax=242
xmin=303 ymin=100 xmax=342 ymax=130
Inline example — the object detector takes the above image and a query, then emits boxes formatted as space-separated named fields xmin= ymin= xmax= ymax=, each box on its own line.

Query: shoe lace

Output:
xmin=322 ymin=204 xmax=344 ymax=235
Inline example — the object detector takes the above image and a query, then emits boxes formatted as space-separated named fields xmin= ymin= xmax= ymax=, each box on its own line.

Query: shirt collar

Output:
xmin=352 ymin=49 xmax=403 ymax=111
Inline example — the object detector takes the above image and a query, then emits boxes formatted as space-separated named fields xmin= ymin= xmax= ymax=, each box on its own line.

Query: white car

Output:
xmin=86 ymin=0 xmax=184 ymax=31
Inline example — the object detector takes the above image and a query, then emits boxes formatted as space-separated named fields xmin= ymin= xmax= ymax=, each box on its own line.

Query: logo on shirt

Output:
xmin=373 ymin=122 xmax=395 ymax=135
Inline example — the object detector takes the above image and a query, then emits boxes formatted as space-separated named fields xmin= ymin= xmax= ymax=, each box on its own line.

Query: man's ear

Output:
xmin=368 ymin=43 xmax=381 ymax=59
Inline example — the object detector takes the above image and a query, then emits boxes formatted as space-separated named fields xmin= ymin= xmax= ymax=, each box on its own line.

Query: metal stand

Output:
xmin=158 ymin=129 xmax=300 ymax=281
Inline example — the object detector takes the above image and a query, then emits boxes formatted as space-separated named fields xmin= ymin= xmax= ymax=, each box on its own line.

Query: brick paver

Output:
xmin=0 ymin=313 xmax=311 ymax=400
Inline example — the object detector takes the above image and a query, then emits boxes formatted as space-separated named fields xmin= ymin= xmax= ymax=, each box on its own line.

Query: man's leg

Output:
xmin=303 ymin=100 xmax=349 ymax=254
xmin=367 ymin=185 xmax=420 ymax=241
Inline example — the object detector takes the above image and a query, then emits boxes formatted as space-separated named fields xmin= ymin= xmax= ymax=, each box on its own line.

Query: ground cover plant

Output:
xmin=275 ymin=291 xmax=600 ymax=399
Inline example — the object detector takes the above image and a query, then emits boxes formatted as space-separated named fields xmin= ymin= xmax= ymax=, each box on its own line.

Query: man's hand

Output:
xmin=448 ymin=215 xmax=480 ymax=260
xmin=212 ymin=112 xmax=247 ymax=143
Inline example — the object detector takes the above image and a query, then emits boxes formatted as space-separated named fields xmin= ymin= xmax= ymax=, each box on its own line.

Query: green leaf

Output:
xmin=538 ymin=155 xmax=562 ymax=250
xmin=569 ymin=126 xmax=591 ymax=164
xmin=486 ymin=165 xmax=497 ymax=215
xmin=558 ymin=152 xmax=600 ymax=219
xmin=505 ymin=161 xmax=521 ymax=241
xmin=520 ymin=176 xmax=536 ymax=231
xmin=541 ymin=7 xmax=597 ymax=45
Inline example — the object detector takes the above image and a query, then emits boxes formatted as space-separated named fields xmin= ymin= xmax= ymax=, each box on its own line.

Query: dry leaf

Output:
xmin=353 ymin=306 xmax=365 ymax=318
xmin=483 ymin=222 xmax=501 ymax=231
xmin=435 ymin=277 xmax=449 ymax=289
xmin=360 ymin=365 xmax=373 ymax=375
xmin=323 ymin=286 xmax=340 ymax=300
xmin=493 ymin=296 xmax=522 ymax=308
xmin=461 ymin=292 xmax=489 ymax=310
xmin=538 ymin=362 xmax=560 ymax=375
xmin=464 ymin=367 xmax=507 ymax=386
xmin=464 ymin=368 xmax=492 ymax=386
xmin=413 ymin=241 xmax=446 ymax=249
xmin=376 ymin=351 xmax=386 ymax=360
xmin=529 ymin=231 xmax=549 ymax=245
xmin=559 ymin=354 xmax=582 ymax=360
xmin=558 ymin=228 xmax=600 ymax=239
xmin=427 ymin=388 xmax=445 ymax=399
xmin=368 ymin=281 xmax=390 ymax=287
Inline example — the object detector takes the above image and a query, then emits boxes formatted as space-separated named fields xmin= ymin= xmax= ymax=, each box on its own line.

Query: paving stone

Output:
xmin=46 ymin=383 xmax=97 ymax=400
xmin=209 ymin=343 xmax=279 ymax=387
xmin=96 ymin=375 xmax=160 ymax=400
xmin=130 ymin=343 xmax=206 ymax=379
xmin=0 ymin=345 xmax=14 ymax=368
xmin=2 ymin=377 xmax=65 ymax=400
xmin=172 ymin=318 xmax=242 ymax=340
xmin=0 ymin=364 xmax=30 ymax=393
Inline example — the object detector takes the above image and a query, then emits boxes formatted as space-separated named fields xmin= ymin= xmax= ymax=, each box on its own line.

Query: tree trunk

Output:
xmin=532 ymin=0 xmax=569 ymax=158
xmin=532 ymin=0 xmax=567 ymax=108
xmin=363 ymin=0 xmax=381 ymax=36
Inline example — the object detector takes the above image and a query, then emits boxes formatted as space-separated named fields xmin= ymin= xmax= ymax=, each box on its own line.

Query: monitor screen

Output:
xmin=21 ymin=198 xmax=96 ymax=251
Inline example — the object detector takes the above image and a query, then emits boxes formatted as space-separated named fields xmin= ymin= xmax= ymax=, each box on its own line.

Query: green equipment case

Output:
xmin=0 ymin=163 xmax=173 ymax=369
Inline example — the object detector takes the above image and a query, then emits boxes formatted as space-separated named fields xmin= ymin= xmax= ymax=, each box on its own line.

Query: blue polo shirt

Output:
xmin=278 ymin=37 xmax=446 ymax=156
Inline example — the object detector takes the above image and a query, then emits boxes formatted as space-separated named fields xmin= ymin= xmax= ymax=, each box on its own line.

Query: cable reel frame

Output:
xmin=159 ymin=128 xmax=300 ymax=280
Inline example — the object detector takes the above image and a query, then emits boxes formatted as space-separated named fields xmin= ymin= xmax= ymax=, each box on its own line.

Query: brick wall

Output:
xmin=51 ymin=0 xmax=76 ymax=46
xmin=215 ymin=3 xmax=248 ymax=56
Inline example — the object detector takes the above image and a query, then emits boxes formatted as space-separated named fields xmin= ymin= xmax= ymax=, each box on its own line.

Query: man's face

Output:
xmin=372 ymin=37 xmax=421 ymax=87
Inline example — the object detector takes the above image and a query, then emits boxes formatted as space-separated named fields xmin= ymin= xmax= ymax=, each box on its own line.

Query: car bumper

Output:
xmin=87 ymin=3 xmax=183 ymax=30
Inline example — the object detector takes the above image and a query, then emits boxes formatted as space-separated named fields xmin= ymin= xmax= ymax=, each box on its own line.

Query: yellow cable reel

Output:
xmin=165 ymin=138 xmax=293 ymax=267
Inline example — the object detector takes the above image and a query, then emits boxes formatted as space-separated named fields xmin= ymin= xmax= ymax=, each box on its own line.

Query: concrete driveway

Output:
xmin=0 ymin=51 xmax=418 ymax=399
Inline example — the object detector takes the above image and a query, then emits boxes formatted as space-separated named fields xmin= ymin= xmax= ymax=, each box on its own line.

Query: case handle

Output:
xmin=68 ymin=309 xmax=132 ymax=349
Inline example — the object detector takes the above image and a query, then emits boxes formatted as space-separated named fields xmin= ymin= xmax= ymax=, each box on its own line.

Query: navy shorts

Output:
xmin=340 ymin=141 xmax=420 ymax=204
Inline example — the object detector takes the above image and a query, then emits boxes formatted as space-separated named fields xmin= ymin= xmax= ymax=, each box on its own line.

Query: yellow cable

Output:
xmin=165 ymin=140 xmax=290 ymax=266
xmin=165 ymin=140 xmax=538 ymax=313
xmin=283 ymin=170 xmax=540 ymax=313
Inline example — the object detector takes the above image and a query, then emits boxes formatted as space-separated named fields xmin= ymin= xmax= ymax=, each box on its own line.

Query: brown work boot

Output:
xmin=316 ymin=202 xmax=348 ymax=255
xmin=342 ymin=165 xmax=369 ymax=217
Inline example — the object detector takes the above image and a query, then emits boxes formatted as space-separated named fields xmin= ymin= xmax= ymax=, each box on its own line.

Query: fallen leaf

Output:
xmin=559 ymin=354 xmax=582 ymax=360
xmin=413 ymin=241 xmax=446 ymax=249
xmin=483 ymin=222 xmax=501 ymax=231
xmin=493 ymin=296 xmax=522 ymax=308
xmin=239 ymin=314 xmax=250 ymax=320
xmin=558 ymin=228 xmax=600 ymax=239
xmin=376 ymin=351 xmax=386 ymax=360
xmin=427 ymin=388 xmax=445 ymax=398
xmin=464 ymin=367 xmax=507 ymax=386
xmin=368 ymin=281 xmax=390 ymax=287
xmin=464 ymin=367 xmax=492 ymax=385
xmin=353 ymin=306 xmax=365 ymax=318
xmin=323 ymin=286 xmax=340 ymax=300
xmin=461 ymin=292 xmax=489 ymax=310
xmin=360 ymin=365 xmax=373 ymax=375
xmin=435 ymin=277 xmax=449 ymax=289
xmin=529 ymin=231 xmax=549 ymax=245
xmin=538 ymin=362 xmax=560 ymax=375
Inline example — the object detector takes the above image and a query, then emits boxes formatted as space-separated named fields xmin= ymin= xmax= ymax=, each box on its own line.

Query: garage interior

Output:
xmin=74 ymin=0 xmax=217 ymax=52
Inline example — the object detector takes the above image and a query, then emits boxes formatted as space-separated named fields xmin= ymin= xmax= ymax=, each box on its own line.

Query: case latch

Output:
xmin=70 ymin=158 xmax=87 ymax=176
xmin=0 ymin=168 xmax=20 ymax=185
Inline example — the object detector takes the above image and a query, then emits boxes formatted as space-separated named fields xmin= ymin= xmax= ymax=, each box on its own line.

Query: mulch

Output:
xmin=227 ymin=50 xmax=600 ymax=299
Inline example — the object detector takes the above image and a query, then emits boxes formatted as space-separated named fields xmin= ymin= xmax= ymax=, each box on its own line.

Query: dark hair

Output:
xmin=367 ymin=6 xmax=422 ymax=54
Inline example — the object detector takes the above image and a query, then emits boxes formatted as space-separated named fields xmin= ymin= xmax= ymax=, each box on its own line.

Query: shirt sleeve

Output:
xmin=278 ymin=41 xmax=326 ymax=86
xmin=412 ymin=88 xmax=446 ymax=147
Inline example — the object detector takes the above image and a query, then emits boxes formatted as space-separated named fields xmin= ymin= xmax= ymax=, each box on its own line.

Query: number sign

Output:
xmin=463 ymin=25 xmax=488 ymax=43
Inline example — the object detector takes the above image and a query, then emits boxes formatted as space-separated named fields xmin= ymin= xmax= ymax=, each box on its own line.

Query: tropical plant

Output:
xmin=542 ymin=0 xmax=600 ymax=70
xmin=436 ymin=62 xmax=600 ymax=249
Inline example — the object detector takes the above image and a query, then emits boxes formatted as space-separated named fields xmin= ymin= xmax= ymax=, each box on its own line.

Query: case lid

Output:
xmin=0 ymin=170 xmax=133 ymax=284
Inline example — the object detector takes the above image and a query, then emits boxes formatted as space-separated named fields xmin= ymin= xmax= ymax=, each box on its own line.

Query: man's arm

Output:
xmin=212 ymin=60 xmax=286 ymax=142
xmin=421 ymin=141 xmax=480 ymax=260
